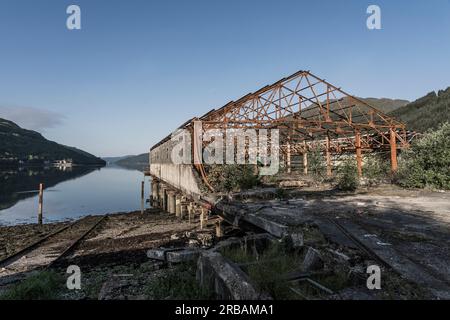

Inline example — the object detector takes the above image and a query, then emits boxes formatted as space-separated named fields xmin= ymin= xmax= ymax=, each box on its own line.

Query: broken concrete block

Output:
xmin=170 ymin=234 xmax=180 ymax=240
xmin=197 ymin=251 xmax=269 ymax=300
xmin=166 ymin=249 xmax=200 ymax=263
xmin=243 ymin=213 xmax=288 ymax=238
xmin=188 ymin=239 xmax=200 ymax=247
xmin=290 ymin=232 xmax=304 ymax=248
xmin=197 ymin=233 xmax=214 ymax=247
xmin=146 ymin=248 xmax=181 ymax=261
xmin=280 ymin=231 xmax=303 ymax=251
xmin=185 ymin=231 xmax=195 ymax=238
xmin=302 ymin=247 xmax=324 ymax=271
xmin=146 ymin=248 xmax=167 ymax=261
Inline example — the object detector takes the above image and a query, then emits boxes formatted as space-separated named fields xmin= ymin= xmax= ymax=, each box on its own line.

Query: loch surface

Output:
xmin=0 ymin=166 xmax=148 ymax=225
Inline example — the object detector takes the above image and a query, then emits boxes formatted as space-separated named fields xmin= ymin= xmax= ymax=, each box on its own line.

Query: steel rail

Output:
xmin=0 ymin=223 xmax=73 ymax=268
xmin=0 ymin=216 xmax=106 ymax=270
xmin=47 ymin=216 xmax=107 ymax=268
xmin=326 ymin=218 xmax=393 ymax=270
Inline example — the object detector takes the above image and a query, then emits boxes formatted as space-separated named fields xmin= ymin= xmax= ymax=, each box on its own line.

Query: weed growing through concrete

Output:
xmin=145 ymin=263 xmax=213 ymax=300
xmin=221 ymin=242 xmax=302 ymax=299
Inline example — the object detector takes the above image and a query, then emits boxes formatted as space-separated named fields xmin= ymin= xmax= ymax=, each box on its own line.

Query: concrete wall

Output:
xmin=150 ymin=141 xmax=202 ymax=197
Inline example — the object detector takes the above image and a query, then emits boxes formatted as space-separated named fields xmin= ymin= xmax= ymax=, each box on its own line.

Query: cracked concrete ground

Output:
xmin=226 ymin=185 xmax=450 ymax=299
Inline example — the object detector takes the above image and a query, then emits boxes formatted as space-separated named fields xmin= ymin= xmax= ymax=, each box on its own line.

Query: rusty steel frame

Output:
xmin=152 ymin=70 xmax=410 ymax=188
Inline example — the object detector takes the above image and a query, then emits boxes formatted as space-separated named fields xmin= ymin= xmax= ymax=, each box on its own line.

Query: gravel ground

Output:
xmin=0 ymin=222 xmax=70 ymax=261
xmin=0 ymin=209 xmax=218 ymax=299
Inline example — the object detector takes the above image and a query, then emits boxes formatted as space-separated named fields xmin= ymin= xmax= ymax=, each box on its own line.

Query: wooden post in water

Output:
xmin=141 ymin=181 xmax=145 ymax=214
xmin=38 ymin=183 xmax=44 ymax=225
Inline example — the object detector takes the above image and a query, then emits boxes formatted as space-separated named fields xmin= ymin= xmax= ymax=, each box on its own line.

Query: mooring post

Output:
xmin=38 ymin=183 xmax=44 ymax=225
xmin=141 ymin=180 xmax=145 ymax=214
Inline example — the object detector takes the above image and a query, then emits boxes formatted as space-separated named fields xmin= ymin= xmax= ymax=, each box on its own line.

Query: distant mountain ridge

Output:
xmin=360 ymin=97 xmax=409 ymax=114
xmin=0 ymin=118 xmax=105 ymax=166
xmin=294 ymin=97 xmax=409 ymax=123
xmin=102 ymin=156 xmax=133 ymax=164
xmin=116 ymin=153 xmax=149 ymax=170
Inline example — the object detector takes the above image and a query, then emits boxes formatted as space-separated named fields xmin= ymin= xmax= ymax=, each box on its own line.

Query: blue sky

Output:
xmin=0 ymin=0 xmax=449 ymax=156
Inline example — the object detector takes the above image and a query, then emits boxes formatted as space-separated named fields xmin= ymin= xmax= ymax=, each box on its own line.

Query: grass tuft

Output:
xmin=145 ymin=263 xmax=213 ymax=300
xmin=0 ymin=271 xmax=63 ymax=300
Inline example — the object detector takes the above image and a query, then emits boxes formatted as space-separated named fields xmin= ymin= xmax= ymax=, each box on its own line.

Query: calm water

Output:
xmin=0 ymin=166 xmax=149 ymax=225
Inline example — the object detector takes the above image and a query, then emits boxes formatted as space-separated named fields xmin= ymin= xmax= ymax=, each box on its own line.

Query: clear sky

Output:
xmin=0 ymin=0 xmax=449 ymax=157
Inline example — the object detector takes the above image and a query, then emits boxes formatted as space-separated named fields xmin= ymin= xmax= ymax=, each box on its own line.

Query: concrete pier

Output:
xmin=151 ymin=179 xmax=160 ymax=207
xmin=175 ymin=195 xmax=182 ymax=217
xmin=167 ymin=191 xmax=176 ymax=214
xmin=161 ymin=186 xmax=169 ymax=212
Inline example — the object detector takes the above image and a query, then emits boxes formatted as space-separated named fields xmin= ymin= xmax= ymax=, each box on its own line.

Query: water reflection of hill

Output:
xmin=0 ymin=166 xmax=99 ymax=210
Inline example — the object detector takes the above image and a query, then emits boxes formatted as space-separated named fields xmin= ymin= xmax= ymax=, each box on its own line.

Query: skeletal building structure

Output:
xmin=150 ymin=70 xmax=411 ymax=199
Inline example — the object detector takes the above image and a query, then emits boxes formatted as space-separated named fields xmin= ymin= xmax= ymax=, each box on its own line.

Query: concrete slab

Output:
xmin=196 ymin=251 xmax=269 ymax=300
xmin=166 ymin=249 xmax=200 ymax=263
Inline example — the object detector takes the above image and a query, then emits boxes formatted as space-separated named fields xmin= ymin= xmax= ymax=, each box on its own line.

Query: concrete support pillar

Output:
xmin=151 ymin=179 xmax=159 ymax=207
xmin=355 ymin=131 xmax=363 ymax=178
xmin=168 ymin=191 xmax=176 ymax=214
xmin=175 ymin=195 xmax=182 ymax=217
xmin=180 ymin=198 xmax=187 ymax=219
xmin=303 ymin=141 xmax=308 ymax=175
xmin=390 ymin=128 xmax=398 ymax=173
xmin=326 ymin=135 xmax=332 ymax=177
xmin=161 ymin=187 xmax=167 ymax=212
xmin=187 ymin=203 xmax=193 ymax=224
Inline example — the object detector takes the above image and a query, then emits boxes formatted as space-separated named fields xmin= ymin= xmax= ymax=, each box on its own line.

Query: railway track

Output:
xmin=326 ymin=217 xmax=393 ymax=270
xmin=0 ymin=216 xmax=106 ymax=278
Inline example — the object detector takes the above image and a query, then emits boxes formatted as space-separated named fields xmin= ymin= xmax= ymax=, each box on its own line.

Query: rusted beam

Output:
xmin=390 ymin=128 xmax=398 ymax=173
xmin=355 ymin=130 xmax=363 ymax=178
